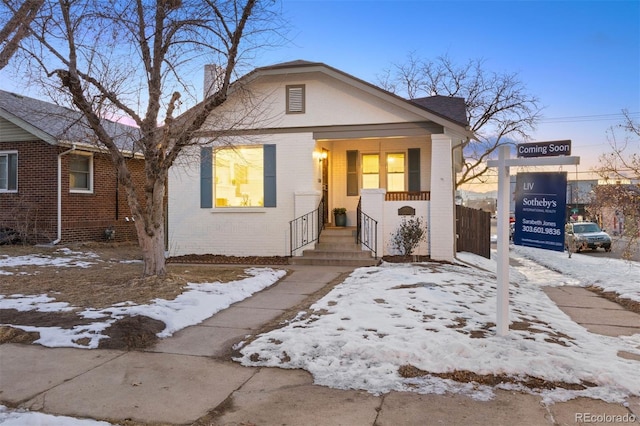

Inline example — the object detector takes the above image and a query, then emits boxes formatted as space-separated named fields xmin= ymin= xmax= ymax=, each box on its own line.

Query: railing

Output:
xmin=385 ymin=191 xmax=430 ymax=201
xmin=357 ymin=198 xmax=378 ymax=258
xmin=290 ymin=198 xmax=325 ymax=256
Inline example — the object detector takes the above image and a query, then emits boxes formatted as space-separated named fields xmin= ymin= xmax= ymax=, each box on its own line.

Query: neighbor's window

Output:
xmin=286 ymin=84 xmax=305 ymax=114
xmin=362 ymin=154 xmax=379 ymax=189
xmin=69 ymin=154 xmax=93 ymax=192
xmin=0 ymin=151 xmax=18 ymax=192
xmin=386 ymin=153 xmax=405 ymax=191
xmin=215 ymin=146 xmax=264 ymax=207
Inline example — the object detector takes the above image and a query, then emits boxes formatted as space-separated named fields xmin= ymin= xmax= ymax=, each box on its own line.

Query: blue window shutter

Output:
xmin=264 ymin=144 xmax=276 ymax=207
xmin=408 ymin=148 xmax=420 ymax=192
xmin=200 ymin=147 xmax=212 ymax=208
xmin=346 ymin=150 xmax=358 ymax=196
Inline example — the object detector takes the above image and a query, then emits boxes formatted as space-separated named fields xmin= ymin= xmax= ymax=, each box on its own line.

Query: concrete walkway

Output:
xmin=1 ymin=265 xmax=639 ymax=425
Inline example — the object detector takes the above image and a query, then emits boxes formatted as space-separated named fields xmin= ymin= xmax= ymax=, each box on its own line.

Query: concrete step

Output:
xmin=314 ymin=242 xmax=363 ymax=251
xmin=289 ymin=226 xmax=377 ymax=266
xmin=317 ymin=237 xmax=358 ymax=246
xmin=301 ymin=249 xmax=374 ymax=259
xmin=289 ymin=257 xmax=379 ymax=267
xmin=321 ymin=226 xmax=356 ymax=237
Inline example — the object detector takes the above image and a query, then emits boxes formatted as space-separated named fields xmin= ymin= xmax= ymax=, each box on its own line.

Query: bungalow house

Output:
xmin=0 ymin=90 xmax=143 ymax=244
xmin=167 ymin=60 xmax=472 ymax=263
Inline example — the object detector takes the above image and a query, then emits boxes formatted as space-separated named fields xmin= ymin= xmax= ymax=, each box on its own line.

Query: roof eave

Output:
xmin=0 ymin=107 xmax=58 ymax=145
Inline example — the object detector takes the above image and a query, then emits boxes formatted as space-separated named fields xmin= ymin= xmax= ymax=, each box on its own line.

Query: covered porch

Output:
xmin=291 ymin=132 xmax=460 ymax=261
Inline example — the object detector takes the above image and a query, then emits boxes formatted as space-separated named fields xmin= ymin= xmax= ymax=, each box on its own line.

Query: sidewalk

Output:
xmin=1 ymin=264 xmax=639 ymax=425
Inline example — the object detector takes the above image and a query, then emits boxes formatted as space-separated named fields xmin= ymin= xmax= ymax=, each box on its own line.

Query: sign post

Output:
xmin=487 ymin=143 xmax=579 ymax=336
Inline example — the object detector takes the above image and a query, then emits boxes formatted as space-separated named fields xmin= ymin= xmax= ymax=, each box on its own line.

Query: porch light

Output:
xmin=317 ymin=151 xmax=328 ymax=162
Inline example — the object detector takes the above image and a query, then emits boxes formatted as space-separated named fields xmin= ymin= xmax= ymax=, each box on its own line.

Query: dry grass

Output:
xmin=0 ymin=242 xmax=251 ymax=310
xmin=0 ymin=242 xmax=279 ymax=348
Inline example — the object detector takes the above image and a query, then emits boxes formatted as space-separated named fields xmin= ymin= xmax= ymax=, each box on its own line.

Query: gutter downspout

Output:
xmin=52 ymin=144 xmax=76 ymax=245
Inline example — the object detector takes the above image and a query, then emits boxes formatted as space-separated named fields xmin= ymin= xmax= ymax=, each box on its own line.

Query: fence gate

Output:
xmin=456 ymin=205 xmax=491 ymax=259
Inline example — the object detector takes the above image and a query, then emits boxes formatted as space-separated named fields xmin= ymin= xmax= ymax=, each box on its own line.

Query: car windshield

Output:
xmin=573 ymin=223 xmax=601 ymax=233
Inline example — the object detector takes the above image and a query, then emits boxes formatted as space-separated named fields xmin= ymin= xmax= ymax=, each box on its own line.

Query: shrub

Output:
xmin=389 ymin=216 xmax=427 ymax=256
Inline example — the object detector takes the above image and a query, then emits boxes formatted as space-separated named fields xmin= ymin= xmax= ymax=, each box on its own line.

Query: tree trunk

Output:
xmin=131 ymin=169 xmax=167 ymax=278
xmin=138 ymin=223 xmax=166 ymax=277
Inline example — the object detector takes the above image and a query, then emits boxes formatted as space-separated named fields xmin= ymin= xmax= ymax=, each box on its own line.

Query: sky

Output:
xmin=1 ymin=242 xmax=639 ymax=424
xmin=253 ymin=0 xmax=640 ymax=180
xmin=1 ymin=0 xmax=638 ymax=186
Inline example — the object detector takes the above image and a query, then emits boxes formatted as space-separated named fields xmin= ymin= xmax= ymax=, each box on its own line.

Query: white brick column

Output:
xmin=429 ymin=134 xmax=456 ymax=262
xmin=360 ymin=189 xmax=385 ymax=257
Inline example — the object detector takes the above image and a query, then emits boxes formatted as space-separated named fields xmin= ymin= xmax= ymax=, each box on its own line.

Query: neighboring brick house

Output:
xmin=0 ymin=90 xmax=144 ymax=244
xmin=168 ymin=61 xmax=473 ymax=262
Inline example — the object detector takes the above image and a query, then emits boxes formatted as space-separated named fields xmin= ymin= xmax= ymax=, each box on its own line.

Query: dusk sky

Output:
xmin=255 ymin=0 xmax=639 ymax=184
xmin=1 ymin=0 xmax=638 ymax=186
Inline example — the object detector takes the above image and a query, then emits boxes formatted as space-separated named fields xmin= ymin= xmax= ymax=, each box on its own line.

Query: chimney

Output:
xmin=204 ymin=64 xmax=225 ymax=99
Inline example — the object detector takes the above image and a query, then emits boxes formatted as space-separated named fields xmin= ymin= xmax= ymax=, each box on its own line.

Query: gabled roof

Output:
xmin=248 ymin=60 xmax=471 ymax=133
xmin=0 ymin=90 xmax=140 ymax=152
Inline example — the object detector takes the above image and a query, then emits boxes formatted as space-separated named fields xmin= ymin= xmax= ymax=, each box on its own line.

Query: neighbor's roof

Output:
xmin=0 ymin=90 xmax=140 ymax=152
xmin=250 ymin=60 xmax=470 ymax=131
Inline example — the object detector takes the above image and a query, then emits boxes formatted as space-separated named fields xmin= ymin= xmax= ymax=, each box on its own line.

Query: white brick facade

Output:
xmin=167 ymin=62 xmax=471 ymax=259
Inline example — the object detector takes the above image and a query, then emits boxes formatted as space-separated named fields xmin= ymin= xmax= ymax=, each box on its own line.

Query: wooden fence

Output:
xmin=456 ymin=205 xmax=491 ymax=259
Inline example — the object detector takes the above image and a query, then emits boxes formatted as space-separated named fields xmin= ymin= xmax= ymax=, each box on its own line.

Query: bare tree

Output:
xmin=597 ymin=109 xmax=640 ymax=179
xmin=0 ymin=0 xmax=43 ymax=69
xmin=590 ymin=110 xmax=640 ymax=258
xmin=378 ymin=53 xmax=543 ymax=187
xmin=2 ymin=0 xmax=285 ymax=277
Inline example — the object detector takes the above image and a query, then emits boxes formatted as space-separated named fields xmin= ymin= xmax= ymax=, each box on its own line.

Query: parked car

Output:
xmin=565 ymin=222 xmax=612 ymax=253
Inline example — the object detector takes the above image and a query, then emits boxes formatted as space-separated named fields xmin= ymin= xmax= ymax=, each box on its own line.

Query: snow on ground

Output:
xmin=0 ymin=249 xmax=286 ymax=348
xmin=1 ymin=245 xmax=639 ymax=425
xmin=511 ymin=244 xmax=640 ymax=303
xmin=0 ymin=405 xmax=111 ymax=426
xmin=0 ymin=248 xmax=100 ymax=271
xmin=236 ymin=246 xmax=640 ymax=405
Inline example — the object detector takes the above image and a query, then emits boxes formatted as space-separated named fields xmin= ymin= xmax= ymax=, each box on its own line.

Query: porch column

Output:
xmin=430 ymin=134 xmax=456 ymax=262
xmin=359 ymin=188 xmax=385 ymax=257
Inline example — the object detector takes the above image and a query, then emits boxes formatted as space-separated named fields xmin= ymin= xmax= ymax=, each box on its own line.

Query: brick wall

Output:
xmin=0 ymin=140 xmax=147 ymax=244
xmin=0 ymin=140 xmax=57 ymax=242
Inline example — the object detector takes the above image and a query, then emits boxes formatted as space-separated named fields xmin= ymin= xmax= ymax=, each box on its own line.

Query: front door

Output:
xmin=322 ymin=148 xmax=329 ymax=225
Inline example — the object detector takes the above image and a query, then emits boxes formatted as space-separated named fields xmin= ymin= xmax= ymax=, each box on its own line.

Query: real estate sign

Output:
xmin=516 ymin=140 xmax=571 ymax=158
xmin=513 ymin=172 xmax=567 ymax=252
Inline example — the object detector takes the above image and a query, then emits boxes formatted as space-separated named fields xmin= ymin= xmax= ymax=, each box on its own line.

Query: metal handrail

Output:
xmin=289 ymin=198 xmax=325 ymax=256
xmin=356 ymin=198 xmax=378 ymax=258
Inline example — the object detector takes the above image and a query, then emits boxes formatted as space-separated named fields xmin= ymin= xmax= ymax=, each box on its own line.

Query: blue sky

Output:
xmin=255 ymin=0 xmax=640 ymax=176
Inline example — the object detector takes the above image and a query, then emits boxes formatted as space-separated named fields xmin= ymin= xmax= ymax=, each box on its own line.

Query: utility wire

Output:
xmin=538 ymin=112 xmax=640 ymax=124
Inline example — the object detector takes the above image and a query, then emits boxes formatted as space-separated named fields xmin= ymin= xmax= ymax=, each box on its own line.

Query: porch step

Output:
xmin=289 ymin=226 xmax=379 ymax=267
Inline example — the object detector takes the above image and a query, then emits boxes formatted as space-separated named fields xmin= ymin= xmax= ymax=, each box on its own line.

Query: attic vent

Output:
xmin=286 ymin=84 xmax=305 ymax=114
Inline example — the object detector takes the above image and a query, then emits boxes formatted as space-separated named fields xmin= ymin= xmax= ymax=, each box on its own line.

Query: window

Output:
xmin=362 ymin=154 xmax=379 ymax=189
xmin=286 ymin=85 xmax=305 ymax=114
xmin=215 ymin=146 xmax=264 ymax=207
xmin=0 ymin=151 xmax=18 ymax=192
xmin=386 ymin=153 xmax=405 ymax=191
xmin=69 ymin=154 xmax=93 ymax=192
